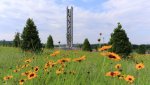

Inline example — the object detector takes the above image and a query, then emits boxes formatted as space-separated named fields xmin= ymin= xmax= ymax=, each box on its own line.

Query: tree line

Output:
xmin=0 ymin=40 xmax=149 ymax=54
xmin=0 ymin=18 xmax=149 ymax=57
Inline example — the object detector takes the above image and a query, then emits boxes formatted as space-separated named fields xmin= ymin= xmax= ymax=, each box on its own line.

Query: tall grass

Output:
xmin=0 ymin=46 xmax=149 ymax=85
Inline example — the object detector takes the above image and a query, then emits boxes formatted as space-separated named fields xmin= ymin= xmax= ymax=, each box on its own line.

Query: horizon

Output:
xmin=1 ymin=40 xmax=150 ymax=46
xmin=0 ymin=0 xmax=150 ymax=44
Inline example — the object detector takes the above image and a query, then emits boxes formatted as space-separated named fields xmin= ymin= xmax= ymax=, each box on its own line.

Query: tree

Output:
xmin=13 ymin=32 xmax=21 ymax=47
xmin=82 ymin=38 xmax=92 ymax=51
xmin=109 ymin=23 xmax=132 ymax=58
xmin=137 ymin=45 xmax=146 ymax=54
xmin=46 ymin=35 xmax=54 ymax=49
xmin=2 ymin=40 xmax=6 ymax=46
xmin=21 ymin=18 xmax=42 ymax=52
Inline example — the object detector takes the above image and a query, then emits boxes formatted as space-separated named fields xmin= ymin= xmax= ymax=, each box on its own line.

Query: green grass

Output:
xmin=0 ymin=46 xmax=150 ymax=85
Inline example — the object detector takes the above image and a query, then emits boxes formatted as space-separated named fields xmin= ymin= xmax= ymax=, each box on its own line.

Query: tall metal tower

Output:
xmin=66 ymin=6 xmax=73 ymax=49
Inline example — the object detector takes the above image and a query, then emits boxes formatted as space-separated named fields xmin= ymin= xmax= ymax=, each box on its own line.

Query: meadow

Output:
xmin=0 ymin=46 xmax=149 ymax=85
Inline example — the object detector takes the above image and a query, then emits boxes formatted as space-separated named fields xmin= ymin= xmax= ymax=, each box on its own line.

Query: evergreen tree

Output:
xmin=82 ymin=38 xmax=92 ymax=51
xmin=21 ymin=18 xmax=42 ymax=52
xmin=13 ymin=32 xmax=20 ymax=47
xmin=137 ymin=45 xmax=146 ymax=54
xmin=46 ymin=35 xmax=54 ymax=49
xmin=109 ymin=23 xmax=132 ymax=58
xmin=2 ymin=40 xmax=6 ymax=46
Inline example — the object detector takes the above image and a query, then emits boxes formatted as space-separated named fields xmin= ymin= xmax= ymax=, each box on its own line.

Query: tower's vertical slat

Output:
xmin=67 ymin=6 xmax=73 ymax=49
xmin=71 ymin=6 xmax=73 ymax=48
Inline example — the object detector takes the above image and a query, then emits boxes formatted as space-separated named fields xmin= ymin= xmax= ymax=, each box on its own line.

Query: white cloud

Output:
xmin=101 ymin=0 xmax=150 ymax=44
xmin=0 ymin=0 xmax=150 ymax=44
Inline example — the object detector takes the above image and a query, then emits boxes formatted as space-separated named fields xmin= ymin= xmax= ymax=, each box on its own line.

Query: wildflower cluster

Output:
xmin=2 ymin=50 xmax=87 ymax=85
xmin=2 ymin=46 xmax=146 ymax=85
xmin=99 ymin=45 xmax=145 ymax=84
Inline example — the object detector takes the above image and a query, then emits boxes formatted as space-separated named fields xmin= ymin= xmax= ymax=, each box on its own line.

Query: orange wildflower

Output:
xmin=44 ymin=67 xmax=48 ymax=72
xmin=21 ymin=64 xmax=29 ymax=68
xmin=118 ymin=75 xmax=125 ymax=79
xmin=57 ymin=58 xmax=71 ymax=64
xmin=19 ymin=79 xmax=26 ymax=85
xmin=106 ymin=52 xmax=121 ymax=61
xmin=56 ymin=68 xmax=64 ymax=75
xmin=98 ymin=45 xmax=112 ymax=51
xmin=45 ymin=63 xmax=50 ymax=68
xmin=135 ymin=63 xmax=144 ymax=70
xmin=54 ymin=51 xmax=60 ymax=55
xmin=105 ymin=71 xmax=121 ymax=77
xmin=34 ymin=66 xmax=39 ymax=72
xmin=73 ymin=56 xmax=86 ymax=62
xmin=125 ymin=75 xmax=135 ymax=83
xmin=49 ymin=61 xmax=56 ymax=68
xmin=50 ymin=53 xmax=56 ymax=57
xmin=21 ymin=71 xmax=31 ymax=76
xmin=3 ymin=75 xmax=13 ymax=81
xmin=28 ymin=72 xmax=37 ymax=80
xmin=24 ymin=59 xmax=32 ymax=63
xmin=115 ymin=64 xmax=121 ymax=69
xmin=50 ymin=51 xmax=60 ymax=57
xmin=13 ymin=69 xmax=20 ymax=73
xmin=44 ymin=60 xmax=56 ymax=68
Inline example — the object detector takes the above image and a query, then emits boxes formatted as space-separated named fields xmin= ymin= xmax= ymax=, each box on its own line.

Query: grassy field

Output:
xmin=0 ymin=46 xmax=149 ymax=85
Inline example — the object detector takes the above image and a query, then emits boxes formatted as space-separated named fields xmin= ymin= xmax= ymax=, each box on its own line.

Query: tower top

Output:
xmin=67 ymin=6 xmax=73 ymax=9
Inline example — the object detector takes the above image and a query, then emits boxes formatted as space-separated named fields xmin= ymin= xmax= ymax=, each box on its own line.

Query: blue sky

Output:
xmin=0 ymin=0 xmax=150 ymax=44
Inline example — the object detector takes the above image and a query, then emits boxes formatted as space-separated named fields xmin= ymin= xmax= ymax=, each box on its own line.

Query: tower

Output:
xmin=66 ymin=6 xmax=73 ymax=49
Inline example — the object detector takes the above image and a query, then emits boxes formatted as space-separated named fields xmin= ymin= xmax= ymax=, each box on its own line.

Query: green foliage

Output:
xmin=82 ymin=38 xmax=92 ymax=51
xmin=0 ymin=40 xmax=13 ymax=47
xmin=2 ymin=40 xmax=6 ymax=46
xmin=13 ymin=32 xmax=20 ymax=47
xmin=109 ymin=23 xmax=132 ymax=58
xmin=137 ymin=45 xmax=146 ymax=54
xmin=21 ymin=18 xmax=42 ymax=52
xmin=0 ymin=47 xmax=150 ymax=85
xmin=46 ymin=35 xmax=54 ymax=49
